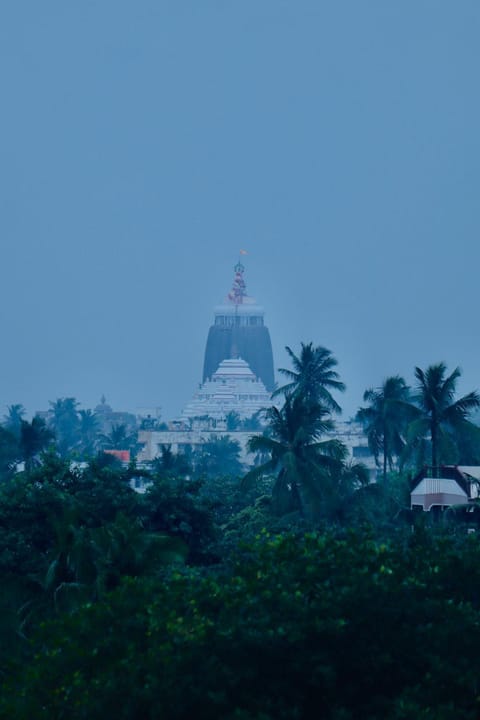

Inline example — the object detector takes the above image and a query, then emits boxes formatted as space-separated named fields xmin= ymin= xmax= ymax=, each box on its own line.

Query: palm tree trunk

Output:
xmin=431 ymin=417 xmax=437 ymax=469
xmin=383 ymin=423 xmax=388 ymax=484
xmin=292 ymin=480 xmax=305 ymax=518
xmin=382 ymin=419 xmax=388 ymax=484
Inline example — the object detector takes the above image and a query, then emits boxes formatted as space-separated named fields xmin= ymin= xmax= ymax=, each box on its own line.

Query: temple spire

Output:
xmin=203 ymin=253 xmax=275 ymax=391
xmin=227 ymin=260 xmax=247 ymax=305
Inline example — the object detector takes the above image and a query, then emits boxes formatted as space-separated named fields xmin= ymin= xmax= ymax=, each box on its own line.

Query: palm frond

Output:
xmin=443 ymin=391 xmax=480 ymax=423
xmin=242 ymin=458 xmax=278 ymax=490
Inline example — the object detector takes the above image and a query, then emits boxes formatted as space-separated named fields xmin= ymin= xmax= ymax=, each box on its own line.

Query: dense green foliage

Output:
xmin=3 ymin=346 xmax=480 ymax=717
xmin=4 ymin=528 xmax=480 ymax=719
xmin=0 ymin=457 xmax=217 ymax=673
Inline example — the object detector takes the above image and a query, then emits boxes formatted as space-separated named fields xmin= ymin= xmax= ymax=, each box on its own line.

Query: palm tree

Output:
xmin=356 ymin=376 xmax=411 ymax=482
xmin=453 ymin=420 xmax=480 ymax=465
xmin=0 ymin=426 xmax=18 ymax=480
xmin=42 ymin=515 xmax=97 ymax=613
xmin=99 ymin=423 xmax=138 ymax=452
xmin=90 ymin=514 xmax=187 ymax=593
xmin=241 ymin=410 xmax=264 ymax=432
xmin=48 ymin=398 xmax=80 ymax=456
xmin=19 ymin=417 xmax=55 ymax=472
xmin=41 ymin=512 xmax=187 ymax=612
xmin=194 ymin=435 xmax=243 ymax=478
xmin=408 ymin=363 xmax=480 ymax=468
xmin=273 ymin=343 xmax=345 ymax=413
xmin=245 ymin=394 xmax=347 ymax=518
xmin=151 ymin=445 xmax=192 ymax=479
xmin=225 ymin=411 xmax=241 ymax=431
xmin=3 ymin=404 xmax=26 ymax=438
xmin=78 ymin=409 xmax=100 ymax=457
xmin=326 ymin=460 xmax=371 ymax=523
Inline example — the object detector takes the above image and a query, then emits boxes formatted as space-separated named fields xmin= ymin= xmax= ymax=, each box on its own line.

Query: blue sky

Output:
xmin=1 ymin=1 xmax=479 ymax=420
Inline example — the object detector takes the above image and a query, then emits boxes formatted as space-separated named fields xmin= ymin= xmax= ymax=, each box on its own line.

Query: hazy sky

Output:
xmin=1 ymin=1 xmax=479 ymax=421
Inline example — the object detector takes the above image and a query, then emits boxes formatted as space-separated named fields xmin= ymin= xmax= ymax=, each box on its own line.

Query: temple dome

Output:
xmin=212 ymin=358 xmax=257 ymax=380
xmin=182 ymin=356 xmax=274 ymax=421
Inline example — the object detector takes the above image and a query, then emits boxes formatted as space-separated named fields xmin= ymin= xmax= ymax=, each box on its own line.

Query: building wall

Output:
xmin=138 ymin=422 xmax=377 ymax=474
xmin=138 ymin=430 xmax=259 ymax=466
xmin=329 ymin=421 xmax=378 ymax=477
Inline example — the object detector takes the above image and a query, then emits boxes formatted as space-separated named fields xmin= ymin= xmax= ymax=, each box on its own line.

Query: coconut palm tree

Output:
xmin=356 ymin=376 xmax=411 ymax=482
xmin=90 ymin=514 xmax=187 ymax=593
xmin=0 ymin=426 xmax=18 ymax=480
xmin=39 ymin=512 xmax=187 ymax=613
xmin=225 ymin=411 xmax=241 ymax=431
xmin=48 ymin=398 xmax=80 ymax=456
xmin=194 ymin=435 xmax=243 ymax=478
xmin=99 ymin=423 xmax=138 ymax=453
xmin=241 ymin=410 xmax=264 ymax=432
xmin=42 ymin=515 xmax=97 ymax=613
xmin=19 ymin=417 xmax=55 ymax=472
xmin=273 ymin=343 xmax=345 ymax=414
xmin=78 ymin=409 xmax=100 ymax=457
xmin=3 ymin=404 xmax=26 ymax=438
xmin=99 ymin=423 xmax=132 ymax=451
xmin=245 ymin=394 xmax=347 ymax=518
xmin=407 ymin=363 xmax=480 ymax=468
xmin=151 ymin=445 xmax=193 ymax=480
xmin=325 ymin=460 xmax=372 ymax=524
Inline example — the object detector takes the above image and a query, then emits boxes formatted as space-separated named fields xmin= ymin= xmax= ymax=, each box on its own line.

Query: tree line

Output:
xmin=2 ymin=342 xmax=480 ymax=717
xmin=0 ymin=400 xmax=246 ymax=480
xmin=0 ymin=398 xmax=138 ymax=473
xmin=244 ymin=343 xmax=480 ymax=522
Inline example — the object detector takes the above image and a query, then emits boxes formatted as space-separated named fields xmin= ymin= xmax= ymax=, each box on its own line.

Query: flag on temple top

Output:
xmin=240 ymin=249 xmax=248 ymax=255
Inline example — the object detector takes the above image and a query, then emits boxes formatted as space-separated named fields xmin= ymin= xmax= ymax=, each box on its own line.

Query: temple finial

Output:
xmin=227 ymin=258 xmax=247 ymax=305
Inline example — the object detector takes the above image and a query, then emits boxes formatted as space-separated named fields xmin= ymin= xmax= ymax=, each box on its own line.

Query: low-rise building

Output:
xmin=137 ymin=429 xmax=258 ymax=467
xmin=411 ymin=465 xmax=480 ymax=513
